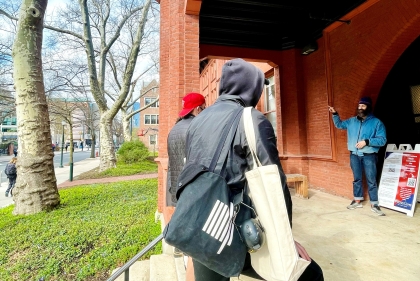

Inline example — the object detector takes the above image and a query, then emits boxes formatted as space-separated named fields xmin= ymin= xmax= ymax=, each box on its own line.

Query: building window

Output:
xmin=411 ymin=85 xmax=420 ymax=123
xmin=144 ymin=114 xmax=159 ymax=125
xmin=263 ymin=76 xmax=277 ymax=133
xmin=145 ymin=97 xmax=159 ymax=108
xmin=149 ymin=134 xmax=157 ymax=145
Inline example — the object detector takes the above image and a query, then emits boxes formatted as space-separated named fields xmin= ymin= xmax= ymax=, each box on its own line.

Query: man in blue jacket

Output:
xmin=329 ymin=97 xmax=387 ymax=216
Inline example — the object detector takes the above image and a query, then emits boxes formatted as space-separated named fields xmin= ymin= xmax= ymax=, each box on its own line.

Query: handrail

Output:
xmin=106 ymin=233 xmax=163 ymax=281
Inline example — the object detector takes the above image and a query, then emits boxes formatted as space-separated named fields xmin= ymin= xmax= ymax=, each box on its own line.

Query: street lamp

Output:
xmin=81 ymin=121 xmax=84 ymax=151
xmin=59 ymin=121 xmax=66 ymax=168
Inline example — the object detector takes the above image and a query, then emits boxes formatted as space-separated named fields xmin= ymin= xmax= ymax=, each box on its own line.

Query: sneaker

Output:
xmin=5 ymin=192 xmax=8 ymax=197
xmin=371 ymin=205 xmax=385 ymax=216
xmin=347 ymin=200 xmax=362 ymax=209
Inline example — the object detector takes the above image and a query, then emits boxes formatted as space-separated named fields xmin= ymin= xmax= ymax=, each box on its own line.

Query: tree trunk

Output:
xmin=121 ymin=108 xmax=132 ymax=142
xmin=99 ymin=114 xmax=116 ymax=171
xmin=90 ymin=133 xmax=96 ymax=158
xmin=12 ymin=0 xmax=60 ymax=215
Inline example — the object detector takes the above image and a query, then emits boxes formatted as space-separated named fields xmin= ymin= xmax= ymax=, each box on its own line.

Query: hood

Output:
xmin=218 ymin=58 xmax=265 ymax=107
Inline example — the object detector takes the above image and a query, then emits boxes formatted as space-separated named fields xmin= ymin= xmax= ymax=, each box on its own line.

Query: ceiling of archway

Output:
xmin=199 ymin=0 xmax=366 ymax=51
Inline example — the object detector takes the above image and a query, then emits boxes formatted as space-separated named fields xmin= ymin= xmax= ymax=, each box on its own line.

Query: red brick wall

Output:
xmin=158 ymin=0 xmax=420 ymax=210
xmin=157 ymin=0 xmax=200 ymax=221
xmin=302 ymin=0 xmax=420 ymax=197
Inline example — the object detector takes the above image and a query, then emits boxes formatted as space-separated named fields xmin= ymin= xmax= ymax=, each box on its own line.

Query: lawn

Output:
xmin=0 ymin=179 xmax=162 ymax=281
xmin=74 ymin=159 xmax=158 ymax=180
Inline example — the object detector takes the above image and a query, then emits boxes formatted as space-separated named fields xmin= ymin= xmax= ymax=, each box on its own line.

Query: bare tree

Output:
xmin=47 ymin=0 xmax=155 ymax=171
xmin=0 ymin=5 xmax=17 ymax=125
xmin=48 ymin=97 xmax=82 ymax=170
xmin=11 ymin=0 xmax=60 ymax=215
xmin=1 ymin=0 xmax=159 ymax=171
xmin=117 ymin=65 xmax=159 ymax=142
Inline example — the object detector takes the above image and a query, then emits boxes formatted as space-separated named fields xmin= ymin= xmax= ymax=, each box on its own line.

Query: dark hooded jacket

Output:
xmin=184 ymin=58 xmax=292 ymax=225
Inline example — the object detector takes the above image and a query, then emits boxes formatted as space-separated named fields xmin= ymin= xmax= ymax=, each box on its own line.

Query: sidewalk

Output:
xmin=290 ymin=188 xmax=420 ymax=281
xmin=0 ymin=155 xmax=100 ymax=208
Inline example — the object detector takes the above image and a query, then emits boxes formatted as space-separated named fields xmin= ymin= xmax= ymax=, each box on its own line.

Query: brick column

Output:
xmin=156 ymin=0 xmax=200 ymax=223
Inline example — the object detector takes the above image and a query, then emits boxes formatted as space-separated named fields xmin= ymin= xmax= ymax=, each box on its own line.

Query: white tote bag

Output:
xmin=243 ymin=107 xmax=310 ymax=281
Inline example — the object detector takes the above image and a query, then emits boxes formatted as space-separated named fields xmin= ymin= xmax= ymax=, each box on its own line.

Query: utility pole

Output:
xmin=59 ymin=121 xmax=65 ymax=168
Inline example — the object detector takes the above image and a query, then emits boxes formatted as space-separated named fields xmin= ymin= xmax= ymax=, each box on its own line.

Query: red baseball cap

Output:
xmin=179 ymin=92 xmax=205 ymax=117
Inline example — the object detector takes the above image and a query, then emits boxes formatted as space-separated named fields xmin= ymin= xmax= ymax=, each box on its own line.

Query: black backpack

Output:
xmin=5 ymin=163 xmax=16 ymax=176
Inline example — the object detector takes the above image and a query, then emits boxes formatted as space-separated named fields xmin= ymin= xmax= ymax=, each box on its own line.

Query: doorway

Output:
xmin=374 ymin=36 xmax=420 ymax=178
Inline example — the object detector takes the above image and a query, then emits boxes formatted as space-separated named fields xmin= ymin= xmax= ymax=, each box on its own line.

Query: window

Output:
xmin=2 ymin=118 xmax=11 ymax=126
xmin=149 ymin=134 xmax=157 ymax=145
xmin=145 ymin=97 xmax=159 ymax=108
xmin=144 ymin=114 xmax=159 ymax=125
xmin=411 ymin=85 xmax=420 ymax=123
xmin=263 ymin=76 xmax=277 ymax=133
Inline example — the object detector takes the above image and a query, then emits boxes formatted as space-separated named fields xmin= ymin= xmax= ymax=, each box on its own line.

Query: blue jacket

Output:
xmin=332 ymin=113 xmax=387 ymax=156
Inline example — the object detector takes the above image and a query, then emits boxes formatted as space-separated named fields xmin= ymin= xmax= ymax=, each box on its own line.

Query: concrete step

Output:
xmin=111 ymin=260 xmax=150 ymax=281
xmin=110 ymin=253 xmax=186 ymax=281
xmin=150 ymin=254 xmax=182 ymax=281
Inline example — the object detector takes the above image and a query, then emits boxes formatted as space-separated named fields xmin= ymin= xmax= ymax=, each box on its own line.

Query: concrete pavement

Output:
xmin=290 ymin=188 xmax=420 ymax=281
xmin=0 ymin=150 xmax=100 ymax=208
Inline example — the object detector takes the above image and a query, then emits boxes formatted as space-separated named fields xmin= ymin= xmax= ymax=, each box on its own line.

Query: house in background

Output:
xmin=0 ymin=113 xmax=17 ymax=155
xmin=138 ymin=80 xmax=159 ymax=152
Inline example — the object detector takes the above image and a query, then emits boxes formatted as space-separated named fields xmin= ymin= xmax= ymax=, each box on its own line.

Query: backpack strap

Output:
xmin=209 ymin=107 xmax=243 ymax=173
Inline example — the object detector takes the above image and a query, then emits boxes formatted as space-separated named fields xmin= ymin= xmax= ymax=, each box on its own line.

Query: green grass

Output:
xmin=0 ymin=179 xmax=161 ymax=281
xmin=75 ymin=160 xmax=158 ymax=180
xmin=100 ymin=160 xmax=157 ymax=177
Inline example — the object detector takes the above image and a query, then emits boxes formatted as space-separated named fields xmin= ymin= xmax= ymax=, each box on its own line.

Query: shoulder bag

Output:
xmin=163 ymin=107 xmax=249 ymax=277
xmin=243 ymin=107 xmax=310 ymax=281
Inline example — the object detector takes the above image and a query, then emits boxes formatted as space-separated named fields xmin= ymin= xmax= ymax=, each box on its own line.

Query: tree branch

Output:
xmin=126 ymin=96 xmax=159 ymax=120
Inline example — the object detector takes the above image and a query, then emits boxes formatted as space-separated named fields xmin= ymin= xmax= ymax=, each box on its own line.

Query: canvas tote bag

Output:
xmin=243 ymin=107 xmax=310 ymax=281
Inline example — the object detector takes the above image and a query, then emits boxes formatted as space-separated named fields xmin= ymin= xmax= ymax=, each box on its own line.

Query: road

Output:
xmin=0 ymin=150 xmax=95 ymax=184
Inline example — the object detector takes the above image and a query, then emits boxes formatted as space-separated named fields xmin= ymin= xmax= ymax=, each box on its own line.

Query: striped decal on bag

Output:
xmin=202 ymin=200 xmax=234 ymax=254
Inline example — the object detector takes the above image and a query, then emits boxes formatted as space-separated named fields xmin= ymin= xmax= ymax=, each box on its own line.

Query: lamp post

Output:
xmin=81 ymin=121 xmax=84 ymax=151
xmin=59 ymin=121 xmax=65 ymax=168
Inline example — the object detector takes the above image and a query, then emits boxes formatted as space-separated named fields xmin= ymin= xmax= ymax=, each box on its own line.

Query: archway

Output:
xmin=374 ymin=36 xmax=420 ymax=178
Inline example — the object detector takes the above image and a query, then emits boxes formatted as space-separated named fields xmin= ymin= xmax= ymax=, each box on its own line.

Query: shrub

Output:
xmin=117 ymin=141 xmax=149 ymax=164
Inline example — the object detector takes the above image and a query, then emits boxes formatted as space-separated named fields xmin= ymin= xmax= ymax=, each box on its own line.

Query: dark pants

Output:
xmin=193 ymin=253 xmax=323 ymax=281
xmin=6 ymin=176 xmax=16 ymax=194
xmin=350 ymin=153 xmax=379 ymax=205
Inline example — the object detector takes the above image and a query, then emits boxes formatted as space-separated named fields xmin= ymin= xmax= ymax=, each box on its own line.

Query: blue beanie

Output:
xmin=359 ymin=97 xmax=372 ymax=105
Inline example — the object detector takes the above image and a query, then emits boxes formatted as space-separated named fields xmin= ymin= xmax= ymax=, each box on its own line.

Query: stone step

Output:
xmin=110 ymin=253 xmax=186 ymax=281
xmin=150 ymin=254 xmax=182 ymax=281
xmin=111 ymin=260 xmax=150 ymax=281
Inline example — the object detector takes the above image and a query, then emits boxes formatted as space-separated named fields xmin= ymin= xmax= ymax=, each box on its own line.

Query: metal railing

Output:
xmin=106 ymin=234 xmax=163 ymax=281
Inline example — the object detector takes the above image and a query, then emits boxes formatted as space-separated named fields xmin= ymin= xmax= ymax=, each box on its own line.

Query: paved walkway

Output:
xmin=0 ymin=152 xmax=99 ymax=208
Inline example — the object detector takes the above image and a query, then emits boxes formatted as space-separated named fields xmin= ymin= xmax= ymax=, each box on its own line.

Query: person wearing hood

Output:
xmin=184 ymin=58 xmax=323 ymax=281
xmin=329 ymin=97 xmax=387 ymax=216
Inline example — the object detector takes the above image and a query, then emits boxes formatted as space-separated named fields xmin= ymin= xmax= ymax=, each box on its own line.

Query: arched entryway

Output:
xmin=375 ymin=36 xmax=420 ymax=177
xmin=375 ymin=35 xmax=420 ymax=147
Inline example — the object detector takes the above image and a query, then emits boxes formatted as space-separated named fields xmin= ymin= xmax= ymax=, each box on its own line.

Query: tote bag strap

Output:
xmin=243 ymin=107 xmax=262 ymax=167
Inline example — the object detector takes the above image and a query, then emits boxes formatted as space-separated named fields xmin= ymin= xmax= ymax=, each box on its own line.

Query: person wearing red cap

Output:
xmin=166 ymin=92 xmax=206 ymax=207
xmin=166 ymin=92 xmax=205 ymax=257
xmin=329 ymin=97 xmax=387 ymax=216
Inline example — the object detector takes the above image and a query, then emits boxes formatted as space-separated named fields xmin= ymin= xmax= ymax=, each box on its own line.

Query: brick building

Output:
xmin=156 ymin=0 xmax=420 ymax=223
xmin=138 ymin=80 xmax=159 ymax=152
